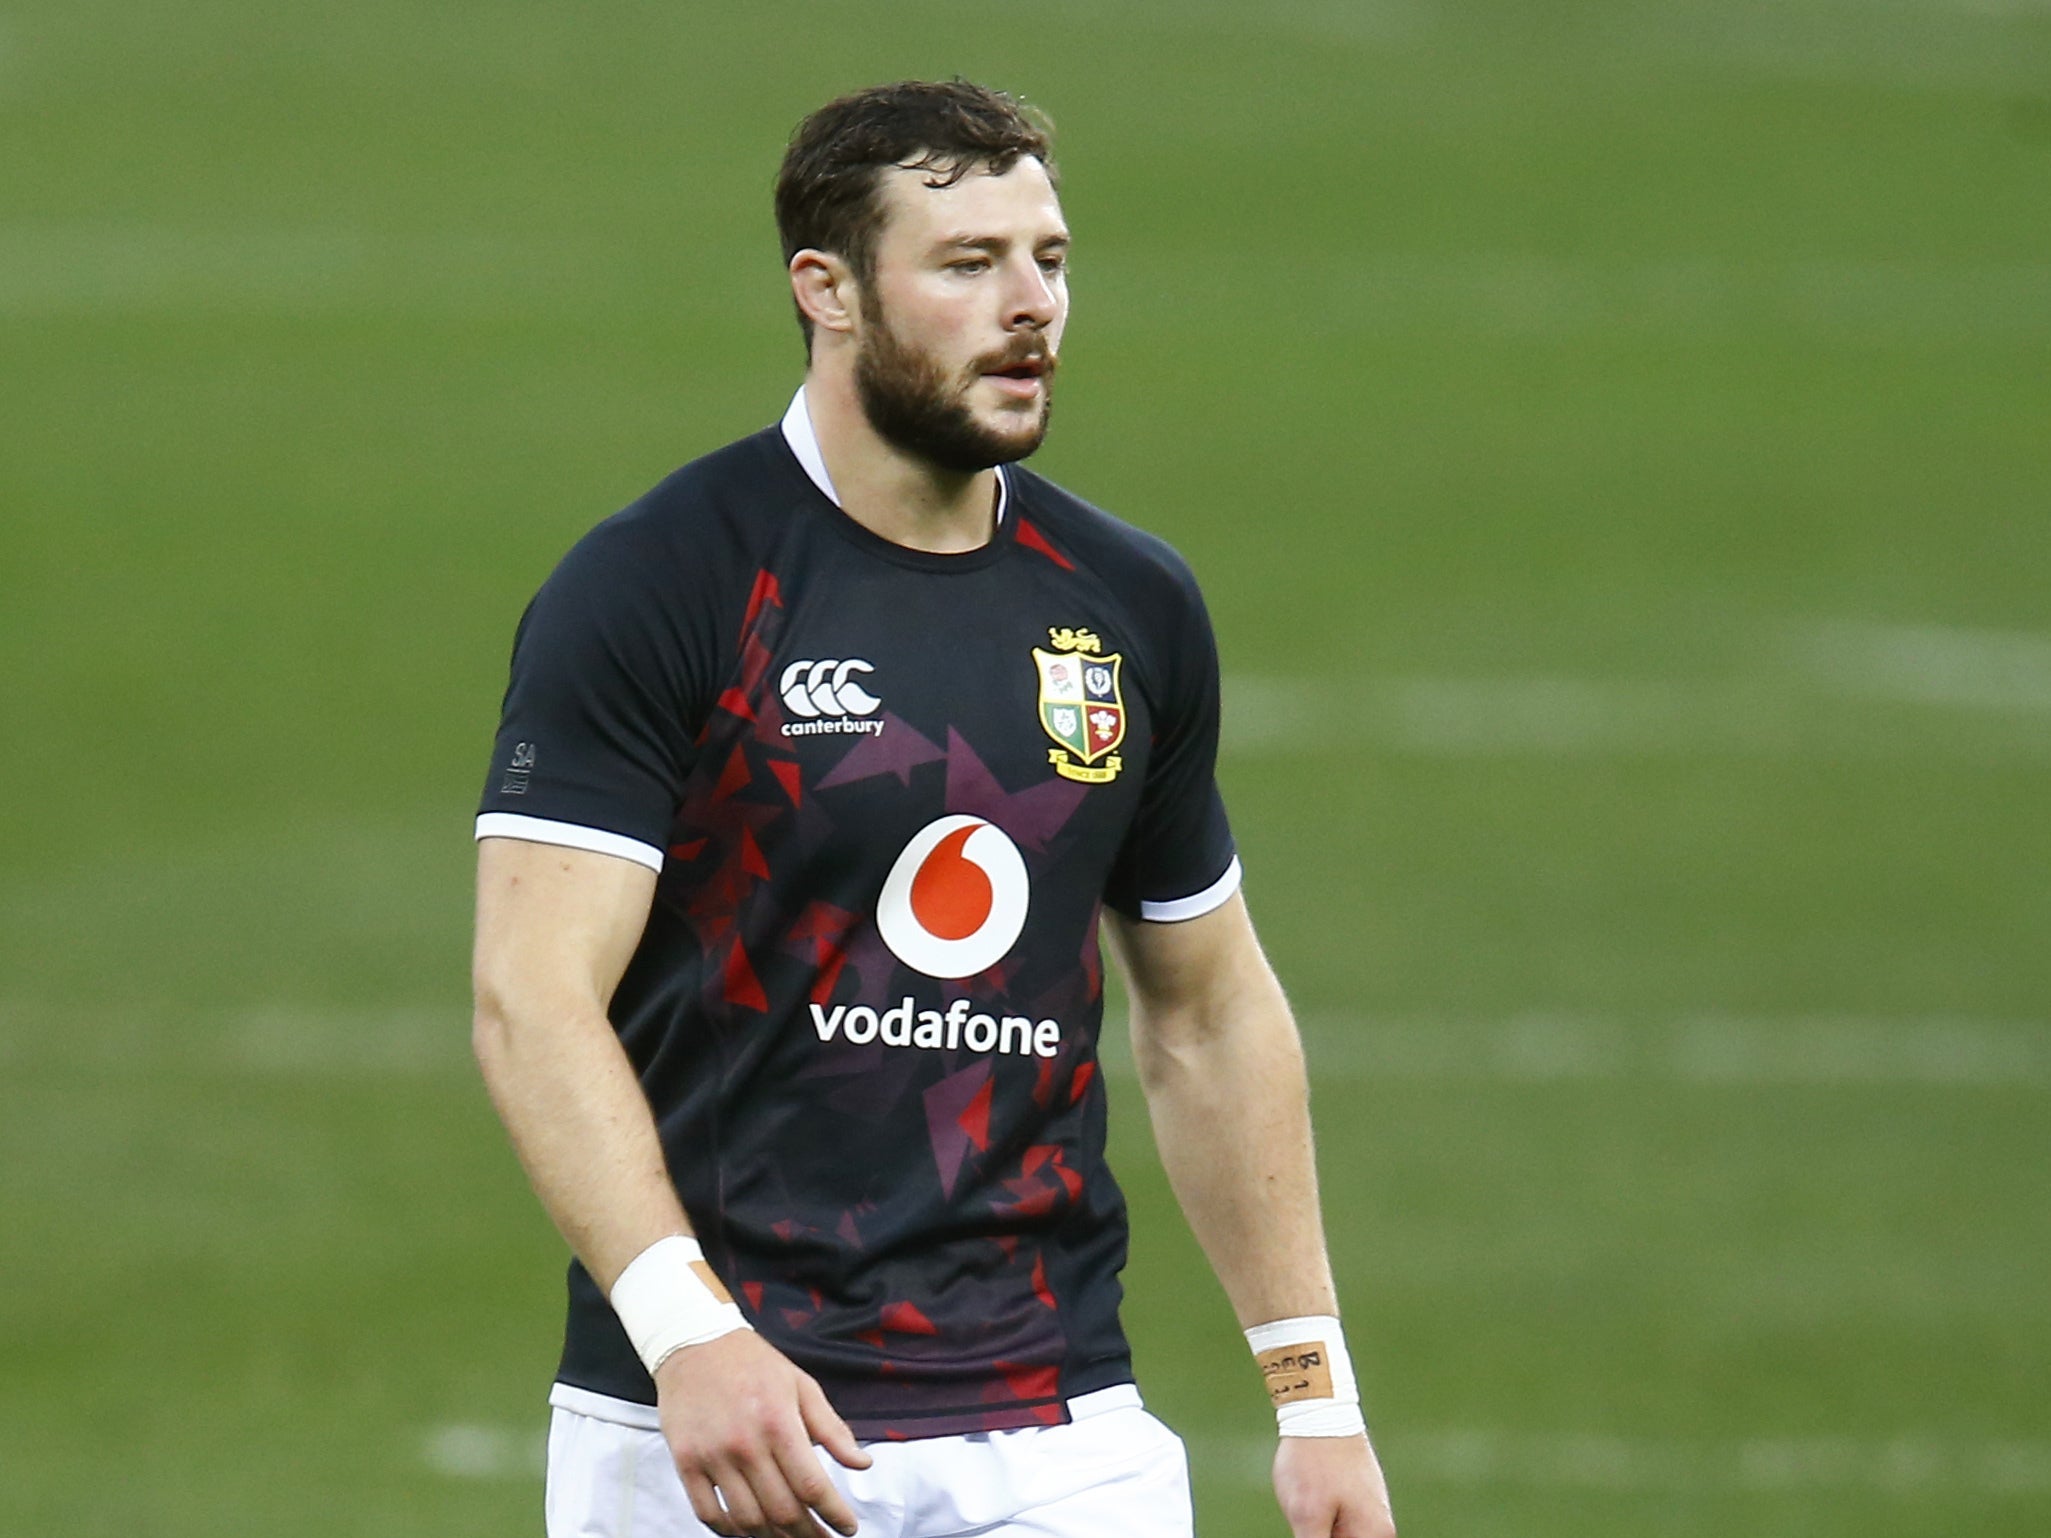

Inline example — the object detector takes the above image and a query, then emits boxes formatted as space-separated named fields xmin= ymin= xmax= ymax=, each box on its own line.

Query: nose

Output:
xmin=1005 ymin=255 xmax=1059 ymax=332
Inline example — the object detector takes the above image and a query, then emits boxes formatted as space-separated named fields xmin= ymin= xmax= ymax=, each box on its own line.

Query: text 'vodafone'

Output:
xmin=809 ymin=997 xmax=1063 ymax=1058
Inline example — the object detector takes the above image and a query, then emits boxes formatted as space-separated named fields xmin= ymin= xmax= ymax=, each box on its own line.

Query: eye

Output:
xmin=1038 ymin=252 xmax=1068 ymax=276
xmin=948 ymin=258 xmax=991 ymax=275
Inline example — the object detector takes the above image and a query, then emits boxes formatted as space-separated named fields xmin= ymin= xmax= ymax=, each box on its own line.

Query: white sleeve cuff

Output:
xmin=474 ymin=812 xmax=666 ymax=873
xmin=1137 ymin=856 xmax=1242 ymax=923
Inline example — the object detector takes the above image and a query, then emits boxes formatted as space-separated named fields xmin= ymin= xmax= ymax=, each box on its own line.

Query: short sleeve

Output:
xmin=1102 ymin=560 xmax=1240 ymax=922
xmin=475 ymin=526 xmax=707 ymax=872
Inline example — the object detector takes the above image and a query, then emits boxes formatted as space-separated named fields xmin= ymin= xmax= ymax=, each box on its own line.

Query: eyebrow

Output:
xmin=935 ymin=233 xmax=1072 ymax=254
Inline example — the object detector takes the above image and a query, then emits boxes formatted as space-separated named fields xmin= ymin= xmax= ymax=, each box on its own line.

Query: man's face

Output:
xmin=851 ymin=156 xmax=1069 ymax=473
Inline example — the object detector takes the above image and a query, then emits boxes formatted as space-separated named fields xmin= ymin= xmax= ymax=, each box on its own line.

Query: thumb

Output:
xmin=799 ymin=1373 xmax=873 ymax=1469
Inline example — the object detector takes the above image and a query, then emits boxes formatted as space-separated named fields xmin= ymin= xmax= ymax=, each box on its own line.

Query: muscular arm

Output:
xmin=472 ymin=836 xmax=868 ymax=1538
xmin=1107 ymin=892 xmax=1396 ymax=1538
xmin=1107 ymin=893 xmax=1337 ymax=1322
xmin=472 ymin=836 xmax=681 ymax=1287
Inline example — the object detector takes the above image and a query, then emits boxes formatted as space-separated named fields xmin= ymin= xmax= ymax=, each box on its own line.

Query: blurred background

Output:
xmin=4 ymin=1 xmax=2048 ymax=1532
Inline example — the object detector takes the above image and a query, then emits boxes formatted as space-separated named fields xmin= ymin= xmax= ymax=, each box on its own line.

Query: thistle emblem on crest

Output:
xmin=1033 ymin=626 xmax=1125 ymax=784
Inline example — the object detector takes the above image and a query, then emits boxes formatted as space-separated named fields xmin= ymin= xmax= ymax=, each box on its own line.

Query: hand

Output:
xmin=655 ymin=1331 xmax=875 ymax=1537
xmin=1272 ymin=1433 xmax=1396 ymax=1538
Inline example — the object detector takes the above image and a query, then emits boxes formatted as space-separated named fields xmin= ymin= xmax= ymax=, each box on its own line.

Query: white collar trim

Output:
xmin=779 ymin=386 xmax=1008 ymax=525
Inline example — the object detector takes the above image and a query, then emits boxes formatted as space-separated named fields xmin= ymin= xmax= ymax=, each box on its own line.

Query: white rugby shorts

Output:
xmin=544 ymin=1382 xmax=1194 ymax=1538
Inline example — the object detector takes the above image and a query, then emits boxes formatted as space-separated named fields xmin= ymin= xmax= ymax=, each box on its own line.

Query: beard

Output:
xmin=853 ymin=301 xmax=1056 ymax=474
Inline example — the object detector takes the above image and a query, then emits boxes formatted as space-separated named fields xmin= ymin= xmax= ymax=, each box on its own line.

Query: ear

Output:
xmin=790 ymin=249 xmax=859 ymax=340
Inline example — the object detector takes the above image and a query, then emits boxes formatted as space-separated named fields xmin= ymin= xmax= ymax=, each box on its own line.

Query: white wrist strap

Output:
xmin=1245 ymin=1315 xmax=1367 ymax=1438
xmin=608 ymin=1235 xmax=751 ymax=1377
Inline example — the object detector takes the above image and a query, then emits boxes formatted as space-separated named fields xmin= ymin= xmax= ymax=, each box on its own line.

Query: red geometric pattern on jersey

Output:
xmin=722 ymin=941 xmax=768 ymax=1013
xmin=741 ymin=567 xmax=783 ymax=632
xmin=816 ymin=717 xmax=946 ymax=790
xmin=922 ymin=1061 xmax=991 ymax=1199
xmin=663 ymin=567 xmax=800 ymax=1025
xmin=958 ymin=1076 xmax=995 ymax=1152
xmin=787 ymin=900 xmax=858 ymax=1007
xmin=1015 ymin=515 xmax=1076 ymax=571
xmin=942 ymin=728 xmax=1087 ymax=852
xmin=1070 ymin=1061 xmax=1098 ymax=1106
xmin=881 ymin=1301 xmax=940 ymax=1336
xmin=998 ymin=1144 xmax=1085 ymax=1220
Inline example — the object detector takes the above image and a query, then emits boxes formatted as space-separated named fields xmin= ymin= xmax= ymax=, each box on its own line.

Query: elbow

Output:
xmin=1129 ymin=1037 xmax=1170 ymax=1097
xmin=1128 ymin=1008 xmax=1204 ymax=1096
xmin=1129 ymin=1000 xmax=1310 ymax=1101
xmin=470 ymin=1006 xmax=507 ymax=1080
xmin=470 ymin=968 xmax=609 ymax=1083
xmin=470 ymin=969 xmax=518 ymax=1076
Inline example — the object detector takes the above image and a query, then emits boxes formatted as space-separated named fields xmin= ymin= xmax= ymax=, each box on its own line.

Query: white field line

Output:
xmin=1223 ymin=622 xmax=2051 ymax=759
xmin=3 ymin=1005 xmax=2043 ymax=1088
xmin=226 ymin=1004 xmax=474 ymax=1074
xmin=1224 ymin=674 xmax=1786 ymax=757
xmin=1795 ymin=621 xmax=2051 ymax=714
xmin=1101 ymin=1013 xmax=2051 ymax=1087
xmin=416 ymin=1420 xmax=2051 ymax=1494
xmin=0 ymin=224 xmax=603 ymax=317
xmin=422 ymin=1423 xmax=547 ymax=1480
xmin=0 ymin=1002 xmax=473 ymax=1076
xmin=1094 ymin=254 xmax=2051 ymax=345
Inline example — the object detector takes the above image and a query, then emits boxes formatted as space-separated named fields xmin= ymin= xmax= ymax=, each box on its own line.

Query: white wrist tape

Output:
xmin=1245 ymin=1315 xmax=1367 ymax=1438
xmin=608 ymin=1235 xmax=750 ymax=1377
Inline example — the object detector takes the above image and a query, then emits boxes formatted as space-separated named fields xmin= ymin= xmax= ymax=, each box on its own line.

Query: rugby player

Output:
xmin=471 ymin=78 xmax=1396 ymax=1538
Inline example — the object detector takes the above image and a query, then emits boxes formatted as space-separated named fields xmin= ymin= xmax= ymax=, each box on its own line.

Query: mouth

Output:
xmin=980 ymin=355 xmax=1052 ymax=399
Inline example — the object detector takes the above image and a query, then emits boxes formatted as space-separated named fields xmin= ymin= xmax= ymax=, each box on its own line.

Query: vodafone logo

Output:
xmin=876 ymin=815 xmax=1030 ymax=979
xmin=814 ymin=818 xmax=1052 ymax=1056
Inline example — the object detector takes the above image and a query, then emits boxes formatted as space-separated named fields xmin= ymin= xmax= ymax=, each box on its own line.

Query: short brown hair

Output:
xmin=774 ymin=79 xmax=1057 ymax=348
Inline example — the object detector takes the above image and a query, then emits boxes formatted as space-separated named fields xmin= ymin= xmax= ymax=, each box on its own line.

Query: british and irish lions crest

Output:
xmin=1032 ymin=627 xmax=1125 ymax=784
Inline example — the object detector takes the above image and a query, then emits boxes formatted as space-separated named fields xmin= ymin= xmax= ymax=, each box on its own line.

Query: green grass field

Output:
xmin=5 ymin=2 xmax=2048 ymax=1532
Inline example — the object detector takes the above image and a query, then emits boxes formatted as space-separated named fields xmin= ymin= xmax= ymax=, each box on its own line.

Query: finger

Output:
xmin=680 ymin=1466 xmax=739 ymax=1537
xmin=727 ymin=1442 xmax=829 ymax=1538
xmin=702 ymin=1457 xmax=768 ymax=1537
xmin=769 ymin=1426 xmax=859 ymax=1538
xmin=798 ymin=1374 xmax=874 ymax=1471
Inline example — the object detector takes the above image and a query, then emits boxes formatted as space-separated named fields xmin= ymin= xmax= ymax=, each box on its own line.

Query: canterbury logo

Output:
xmin=781 ymin=659 xmax=881 ymax=717
xmin=779 ymin=659 xmax=886 ymax=738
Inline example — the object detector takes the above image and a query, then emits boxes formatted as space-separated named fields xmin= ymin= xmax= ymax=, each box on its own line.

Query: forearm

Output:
xmin=473 ymin=992 xmax=692 ymax=1292
xmin=1133 ymin=975 xmax=1338 ymax=1327
xmin=1117 ymin=895 xmax=1392 ymax=1534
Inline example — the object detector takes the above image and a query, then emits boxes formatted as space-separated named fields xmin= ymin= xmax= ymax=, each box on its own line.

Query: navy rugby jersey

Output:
xmin=476 ymin=391 xmax=1240 ymax=1440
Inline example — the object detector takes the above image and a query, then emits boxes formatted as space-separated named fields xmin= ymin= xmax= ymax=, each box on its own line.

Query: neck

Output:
xmin=799 ymin=368 xmax=1000 ymax=555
